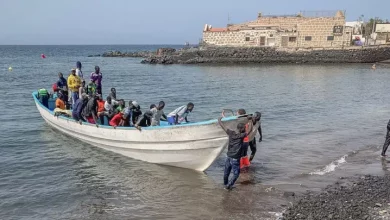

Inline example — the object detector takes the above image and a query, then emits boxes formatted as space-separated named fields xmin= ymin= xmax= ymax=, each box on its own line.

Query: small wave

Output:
xmin=309 ymin=155 xmax=348 ymax=175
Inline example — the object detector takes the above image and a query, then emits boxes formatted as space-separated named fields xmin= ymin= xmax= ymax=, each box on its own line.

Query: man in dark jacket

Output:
xmin=218 ymin=117 xmax=249 ymax=190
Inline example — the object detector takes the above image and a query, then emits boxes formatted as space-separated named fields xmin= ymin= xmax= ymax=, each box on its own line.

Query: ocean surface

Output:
xmin=1 ymin=45 xmax=390 ymax=220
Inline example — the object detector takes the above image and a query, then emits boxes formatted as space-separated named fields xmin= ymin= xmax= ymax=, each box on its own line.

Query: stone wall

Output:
xmin=203 ymin=11 xmax=352 ymax=48
xmin=203 ymin=30 xmax=277 ymax=46
xmin=297 ymin=17 xmax=351 ymax=48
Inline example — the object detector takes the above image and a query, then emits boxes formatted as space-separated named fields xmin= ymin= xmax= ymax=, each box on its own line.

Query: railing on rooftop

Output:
xmin=299 ymin=10 xmax=344 ymax=18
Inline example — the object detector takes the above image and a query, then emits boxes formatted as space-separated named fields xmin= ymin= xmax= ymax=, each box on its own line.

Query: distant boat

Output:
xmin=32 ymin=92 xmax=245 ymax=171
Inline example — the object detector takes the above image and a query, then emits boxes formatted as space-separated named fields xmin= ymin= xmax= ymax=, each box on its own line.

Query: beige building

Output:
xmin=202 ymin=11 xmax=352 ymax=48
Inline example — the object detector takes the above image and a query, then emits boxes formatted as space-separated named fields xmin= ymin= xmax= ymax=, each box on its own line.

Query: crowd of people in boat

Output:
xmin=36 ymin=61 xmax=265 ymax=191
xmin=37 ymin=62 xmax=195 ymax=130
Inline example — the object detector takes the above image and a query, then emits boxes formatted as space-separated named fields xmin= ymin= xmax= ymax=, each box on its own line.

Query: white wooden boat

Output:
xmin=33 ymin=92 xmax=247 ymax=171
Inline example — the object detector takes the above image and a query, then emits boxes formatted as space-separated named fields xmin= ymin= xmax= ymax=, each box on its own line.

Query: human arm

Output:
xmin=92 ymin=112 xmax=99 ymax=127
xmin=218 ymin=117 xmax=228 ymax=133
xmin=161 ymin=112 xmax=167 ymax=121
xmin=175 ymin=113 xmax=179 ymax=124
xmin=258 ymin=122 xmax=262 ymax=142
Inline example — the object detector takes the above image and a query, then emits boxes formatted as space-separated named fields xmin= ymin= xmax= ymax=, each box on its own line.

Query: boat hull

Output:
xmin=33 ymin=93 xmax=242 ymax=171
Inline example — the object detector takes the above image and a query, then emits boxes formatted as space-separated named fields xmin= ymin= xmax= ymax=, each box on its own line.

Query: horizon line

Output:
xmin=0 ymin=44 xmax=191 ymax=46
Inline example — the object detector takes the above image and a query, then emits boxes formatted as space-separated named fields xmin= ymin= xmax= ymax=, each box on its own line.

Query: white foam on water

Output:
xmin=309 ymin=155 xmax=348 ymax=175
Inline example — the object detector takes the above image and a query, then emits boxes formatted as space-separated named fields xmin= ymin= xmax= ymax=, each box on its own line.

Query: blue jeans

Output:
xmin=71 ymin=91 xmax=79 ymax=108
xmin=224 ymin=157 xmax=240 ymax=188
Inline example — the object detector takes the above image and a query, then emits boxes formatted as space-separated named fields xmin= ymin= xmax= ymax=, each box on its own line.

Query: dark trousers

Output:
xmin=242 ymin=142 xmax=249 ymax=157
xmin=382 ymin=130 xmax=390 ymax=156
xmin=224 ymin=157 xmax=240 ymax=187
xmin=39 ymin=95 xmax=49 ymax=108
xmin=249 ymin=139 xmax=257 ymax=161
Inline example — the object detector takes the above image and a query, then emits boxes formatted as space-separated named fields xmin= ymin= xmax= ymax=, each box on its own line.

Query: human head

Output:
xmin=237 ymin=109 xmax=246 ymax=116
xmin=132 ymin=101 xmax=139 ymax=108
xmin=253 ymin=111 xmax=261 ymax=122
xmin=95 ymin=66 xmax=100 ymax=73
xmin=111 ymin=88 xmax=116 ymax=93
xmin=76 ymin=61 xmax=82 ymax=69
xmin=119 ymin=99 xmax=125 ymax=106
xmin=187 ymin=102 xmax=194 ymax=112
xmin=237 ymin=123 xmax=246 ymax=133
xmin=58 ymin=72 xmax=63 ymax=78
xmin=107 ymin=96 xmax=112 ymax=104
xmin=157 ymin=101 xmax=165 ymax=110
xmin=128 ymin=101 xmax=133 ymax=108
xmin=97 ymin=94 xmax=102 ymax=100
xmin=150 ymin=104 xmax=156 ymax=109
xmin=71 ymin=69 xmax=76 ymax=75
xmin=82 ymin=80 xmax=86 ymax=87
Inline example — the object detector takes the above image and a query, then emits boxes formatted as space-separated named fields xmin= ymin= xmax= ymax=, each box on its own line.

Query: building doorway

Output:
xmin=260 ymin=36 xmax=266 ymax=46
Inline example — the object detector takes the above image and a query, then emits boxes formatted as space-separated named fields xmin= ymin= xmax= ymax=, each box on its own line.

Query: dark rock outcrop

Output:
xmin=282 ymin=175 xmax=390 ymax=220
xmin=101 ymin=50 xmax=153 ymax=58
xmin=140 ymin=46 xmax=390 ymax=64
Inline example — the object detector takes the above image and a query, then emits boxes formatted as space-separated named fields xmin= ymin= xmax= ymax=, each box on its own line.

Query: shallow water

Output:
xmin=1 ymin=45 xmax=390 ymax=219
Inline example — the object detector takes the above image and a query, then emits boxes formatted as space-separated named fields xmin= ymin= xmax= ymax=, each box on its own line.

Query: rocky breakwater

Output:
xmin=282 ymin=175 xmax=390 ymax=220
xmin=140 ymin=45 xmax=390 ymax=64
xmin=89 ymin=48 xmax=178 ymax=59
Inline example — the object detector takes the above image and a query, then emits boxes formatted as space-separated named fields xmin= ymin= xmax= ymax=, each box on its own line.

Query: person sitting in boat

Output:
xmin=96 ymin=95 xmax=106 ymax=125
xmin=103 ymin=96 xmax=118 ymax=121
xmin=115 ymin=99 xmax=125 ymax=113
xmin=122 ymin=101 xmax=134 ymax=127
xmin=109 ymin=88 xmax=117 ymax=100
xmin=56 ymin=72 xmax=67 ymax=92
xmin=130 ymin=101 xmax=142 ymax=125
xmin=218 ymin=117 xmax=249 ymax=190
xmin=150 ymin=101 xmax=167 ymax=126
xmin=135 ymin=110 xmax=153 ymax=131
xmin=82 ymin=95 xmax=99 ymax=126
xmin=86 ymin=80 xmax=97 ymax=97
xmin=37 ymin=88 xmax=50 ymax=108
xmin=72 ymin=93 xmax=88 ymax=123
xmin=109 ymin=112 xmax=124 ymax=128
xmin=167 ymin=102 xmax=194 ymax=125
xmin=55 ymin=93 xmax=66 ymax=110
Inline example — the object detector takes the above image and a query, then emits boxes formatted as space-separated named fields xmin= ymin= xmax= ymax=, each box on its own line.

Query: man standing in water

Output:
xmin=249 ymin=112 xmax=262 ymax=161
xmin=218 ymin=117 xmax=248 ymax=190
xmin=381 ymin=119 xmax=390 ymax=156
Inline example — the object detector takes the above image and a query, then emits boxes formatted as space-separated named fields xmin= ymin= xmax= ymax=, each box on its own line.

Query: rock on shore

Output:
xmin=139 ymin=46 xmax=390 ymax=64
xmin=282 ymin=175 xmax=390 ymax=220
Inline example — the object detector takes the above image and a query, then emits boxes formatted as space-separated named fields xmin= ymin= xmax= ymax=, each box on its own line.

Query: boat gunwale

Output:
xmin=32 ymin=92 xmax=238 ymax=131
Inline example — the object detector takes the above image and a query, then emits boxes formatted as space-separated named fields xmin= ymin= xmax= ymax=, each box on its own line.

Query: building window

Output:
xmin=327 ymin=36 xmax=334 ymax=41
xmin=266 ymin=27 xmax=272 ymax=30
xmin=270 ymin=34 xmax=274 ymax=37
xmin=305 ymin=36 xmax=312 ymax=41
xmin=289 ymin=37 xmax=297 ymax=42
xmin=245 ymin=37 xmax=250 ymax=41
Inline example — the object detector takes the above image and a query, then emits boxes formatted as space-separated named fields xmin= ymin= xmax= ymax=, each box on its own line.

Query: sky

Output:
xmin=0 ymin=0 xmax=389 ymax=45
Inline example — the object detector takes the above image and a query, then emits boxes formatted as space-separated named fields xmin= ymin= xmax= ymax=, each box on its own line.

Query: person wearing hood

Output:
xmin=90 ymin=66 xmax=103 ymax=95
xmin=76 ymin=61 xmax=83 ymax=81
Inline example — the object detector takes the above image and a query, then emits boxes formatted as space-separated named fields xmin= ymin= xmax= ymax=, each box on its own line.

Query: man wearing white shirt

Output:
xmin=167 ymin=102 xmax=194 ymax=125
